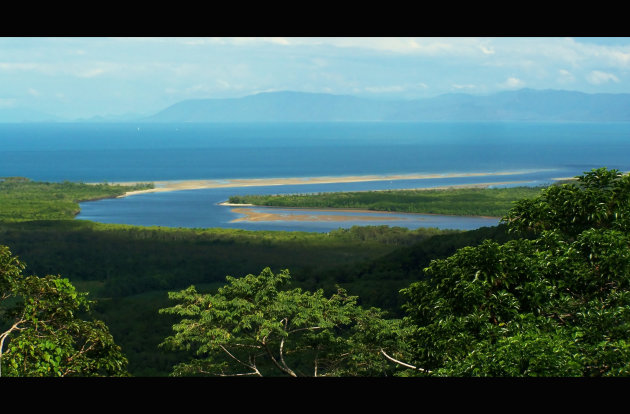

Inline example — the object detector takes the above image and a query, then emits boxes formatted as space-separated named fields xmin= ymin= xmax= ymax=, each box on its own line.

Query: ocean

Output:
xmin=2 ymin=121 xmax=629 ymax=231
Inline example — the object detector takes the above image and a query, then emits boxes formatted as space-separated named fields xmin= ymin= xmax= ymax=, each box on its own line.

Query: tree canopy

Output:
xmin=400 ymin=168 xmax=630 ymax=376
xmin=0 ymin=245 xmax=128 ymax=376
xmin=160 ymin=267 xmax=403 ymax=377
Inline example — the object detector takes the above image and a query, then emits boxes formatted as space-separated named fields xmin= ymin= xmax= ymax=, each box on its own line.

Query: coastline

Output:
xmin=111 ymin=170 xmax=548 ymax=198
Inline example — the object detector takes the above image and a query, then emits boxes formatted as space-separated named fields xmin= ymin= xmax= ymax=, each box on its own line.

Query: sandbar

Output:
xmin=229 ymin=208 xmax=408 ymax=223
xmin=111 ymin=170 xmax=549 ymax=198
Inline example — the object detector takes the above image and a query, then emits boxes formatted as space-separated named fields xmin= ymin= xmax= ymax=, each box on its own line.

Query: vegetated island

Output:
xmin=226 ymin=184 xmax=548 ymax=219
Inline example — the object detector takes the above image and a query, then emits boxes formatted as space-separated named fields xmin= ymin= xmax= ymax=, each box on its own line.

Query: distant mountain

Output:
xmin=144 ymin=89 xmax=630 ymax=123
xmin=143 ymin=91 xmax=394 ymax=122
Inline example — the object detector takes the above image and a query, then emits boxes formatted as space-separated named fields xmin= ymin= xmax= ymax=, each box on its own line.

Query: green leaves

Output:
xmin=160 ymin=267 xmax=402 ymax=377
xmin=401 ymin=168 xmax=630 ymax=376
xmin=0 ymin=245 xmax=128 ymax=377
xmin=504 ymin=168 xmax=630 ymax=237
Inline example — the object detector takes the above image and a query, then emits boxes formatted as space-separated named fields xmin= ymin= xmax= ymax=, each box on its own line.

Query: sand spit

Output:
xmin=111 ymin=170 xmax=548 ymax=198
xmin=229 ymin=208 xmax=407 ymax=223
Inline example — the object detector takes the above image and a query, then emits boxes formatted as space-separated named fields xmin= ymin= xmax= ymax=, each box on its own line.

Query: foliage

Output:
xmin=0 ymin=177 xmax=153 ymax=221
xmin=229 ymin=185 xmax=544 ymax=217
xmin=400 ymin=168 xmax=630 ymax=376
xmin=0 ymin=245 xmax=128 ymax=376
xmin=0 ymin=219 xmax=500 ymax=375
xmin=504 ymin=168 xmax=630 ymax=238
xmin=160 ymin=267 xmax=402 ymax=377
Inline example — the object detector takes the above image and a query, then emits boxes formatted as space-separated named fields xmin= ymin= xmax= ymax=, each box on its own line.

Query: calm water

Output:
xmin=76 ymin=183 xmax=503 ymax=232
xmin=2 ymin=121 xmax=629 ymax=231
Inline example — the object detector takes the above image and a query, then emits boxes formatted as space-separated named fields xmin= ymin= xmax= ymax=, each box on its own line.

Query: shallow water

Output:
xmin=4 ymin=121 xmax=629 ymax=232
xmin=77 ymin=179 xmax=505 ymax=232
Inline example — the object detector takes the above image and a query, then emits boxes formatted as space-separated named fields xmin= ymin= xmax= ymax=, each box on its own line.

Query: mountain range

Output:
xmin=142 ymin=89 xmax=630 ymax=123
xmin=3 ymin=89 xmax=630 ymax=123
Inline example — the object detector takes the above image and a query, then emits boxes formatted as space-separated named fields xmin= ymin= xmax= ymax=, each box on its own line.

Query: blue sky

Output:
xmin=1 ymin=37 xmax=630 ymax=119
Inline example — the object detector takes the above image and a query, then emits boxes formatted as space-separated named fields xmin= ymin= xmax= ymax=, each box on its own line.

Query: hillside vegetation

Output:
xmin=0 ymin=177 xmax=153 ymax=221
xmin=4 ymin=170 xmax=629 ymax=376
xmin=163 ymin=168 xmax=630 ymax=376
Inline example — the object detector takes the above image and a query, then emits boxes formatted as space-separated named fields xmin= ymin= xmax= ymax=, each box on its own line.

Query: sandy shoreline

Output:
xmin=225 ymin=205 xmax=501 ymax=222
xmin=111 ymin=170 xmax=547 ymax=198
xmin=229 ymin=207 xmax=408 ymax=223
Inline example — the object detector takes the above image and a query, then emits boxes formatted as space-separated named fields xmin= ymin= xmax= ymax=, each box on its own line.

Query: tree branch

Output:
xmin=219 ymin=345 xmax=262 ymax=377
xmin=263 ymin=340 xmax=297 ymax=377
xmin=287 ymin=326 xmax=323 ymax=334
xmin=380 ymin=349 xmax=432 ymax=374
xmin=0 ymin=318 xmax=25 ymax=378
xmin=278 ymin=336 xmax=297 ymax=377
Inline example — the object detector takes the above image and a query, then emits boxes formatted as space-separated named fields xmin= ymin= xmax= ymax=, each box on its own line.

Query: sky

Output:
xmin=1 ymin=36 xmax=630 ymax=120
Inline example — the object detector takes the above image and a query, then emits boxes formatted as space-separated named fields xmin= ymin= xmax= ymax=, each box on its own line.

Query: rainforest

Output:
xmin=2 ymin=168 xmax=629 ymax=377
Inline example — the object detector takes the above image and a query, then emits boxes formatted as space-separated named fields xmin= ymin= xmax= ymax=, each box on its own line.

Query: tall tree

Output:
xmin=0 ymin=245 xmax=128 ymax=377
xmin=160 ymin=267 xmax=402 ymax=377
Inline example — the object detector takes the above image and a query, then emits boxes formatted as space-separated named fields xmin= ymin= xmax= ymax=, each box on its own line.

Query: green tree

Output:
xmin=160 ymin=267 xmax=402 ymax=377
xmin=400 ymin=168 xmax=630 ymax=376
xmin=0 ymin=245 xmax=128 ymax=376
xmin=504 ymin=167 xmax=630 ymax=237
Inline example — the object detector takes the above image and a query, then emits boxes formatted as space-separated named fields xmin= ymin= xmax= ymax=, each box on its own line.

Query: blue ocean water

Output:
xmin=2 ymin=121 xmax=629 ymax=231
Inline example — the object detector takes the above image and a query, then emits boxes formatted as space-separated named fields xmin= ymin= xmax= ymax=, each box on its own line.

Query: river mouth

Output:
xmin=77 ymin=186 xmax=501 ymax=232
xmin=75 ymin=174 xmax=544 ymax=232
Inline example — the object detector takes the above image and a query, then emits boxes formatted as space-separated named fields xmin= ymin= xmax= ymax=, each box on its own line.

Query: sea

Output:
xmin=2 ymin=121 xmax=629 ymax=232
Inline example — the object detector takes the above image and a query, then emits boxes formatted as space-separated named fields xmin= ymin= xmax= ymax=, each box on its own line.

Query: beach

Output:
xmin=111 ymin=170 xmax=545 ymax=198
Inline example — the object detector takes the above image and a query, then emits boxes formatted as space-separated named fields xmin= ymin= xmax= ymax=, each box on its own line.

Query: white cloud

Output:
xmin=609 ymin=50 xmax=630 ymax=66
xmin=252 ymin=88 xmax=282 ymax=95
xmin=364 ymin=85 xmax=406 ymax=93
xmin=0 ymin=62 xmax=41 ymax=71
xmin=27 ymin=88 xmax=40 ymax=97
xmin=322 ymin=37 xmax=461 ymax=55
xmin=558 ymin=69 xmax=574 ymax=79
xmin=201 ymin=37 xmax=293 ymax=47
xmin=77 ymin=68 xmax=106 ymax=78
xmin=480 ymin=45 xmax=495 ymax=55
xmin=587 ymin=70 xmax=620 ymax=85
xmin=268 ymin=37 xmax=290 ymax=46
xmin=500 ymin=77 xmax=525 ymax=89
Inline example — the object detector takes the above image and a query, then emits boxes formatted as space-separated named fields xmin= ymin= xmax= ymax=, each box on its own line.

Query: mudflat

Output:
xmin=229 ymin=207 xmax=408 ymax=223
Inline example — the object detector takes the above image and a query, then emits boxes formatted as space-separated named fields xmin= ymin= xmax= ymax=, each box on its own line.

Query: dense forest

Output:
xmin=2 ymin=169 xmax=629 ymax=376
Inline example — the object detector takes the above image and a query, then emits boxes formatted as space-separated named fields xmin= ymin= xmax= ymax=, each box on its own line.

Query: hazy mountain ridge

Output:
xmin=2 ymin=89 xmax=630 ymax=123
xmin=144 ymin=89 xmax=630 ymax=122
